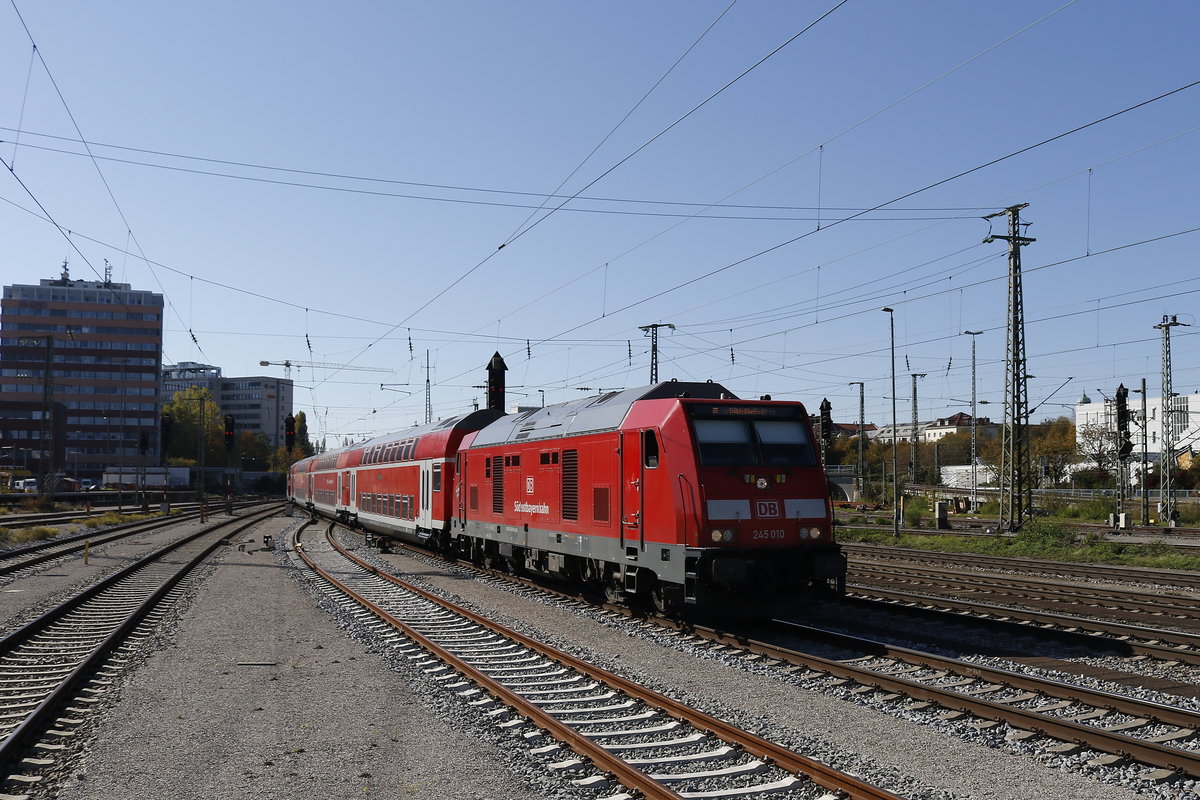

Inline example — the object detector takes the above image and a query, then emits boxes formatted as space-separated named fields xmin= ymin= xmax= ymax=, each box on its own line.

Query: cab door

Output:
xmin=620 ymin=431 xmax=644 ymax=555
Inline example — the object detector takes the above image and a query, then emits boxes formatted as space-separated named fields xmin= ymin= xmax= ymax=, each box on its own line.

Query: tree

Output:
xmin=293 ymin=410 xmax=316 ymax=457
xmin=1030 ymin=417 xmax=1076 ymax=486
xmin=1076 ymin=421 xmax=1114 ymax=475
xmin=237 ymin=432 xmax=274 ymax=471
xmin=161 ymin=386 xmax=225 ymax=466
xmin=268 ymin=445 xmax=306 ymax=473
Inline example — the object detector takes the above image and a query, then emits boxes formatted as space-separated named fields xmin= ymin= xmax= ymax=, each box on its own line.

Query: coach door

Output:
xmin=341 ymin=471 xmax=351 ymax=506
xmin=620 ymin=431 xmax=645 ymax=556
xmin=456 ymin=454 xmax=467 ymax=527
xmin=419 ymin=461 xmax=431 ymax=529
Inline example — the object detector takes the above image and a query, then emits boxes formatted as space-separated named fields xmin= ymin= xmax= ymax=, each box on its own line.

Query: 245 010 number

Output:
xmin=751 ymin=529 xmax=787 ymax=540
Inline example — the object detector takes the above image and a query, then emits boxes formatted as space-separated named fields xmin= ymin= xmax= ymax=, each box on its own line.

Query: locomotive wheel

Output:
xmin=603 ymin=577 xmax=624 ymax=604
xmin=651 ymin=582 xmax=681 ymax=617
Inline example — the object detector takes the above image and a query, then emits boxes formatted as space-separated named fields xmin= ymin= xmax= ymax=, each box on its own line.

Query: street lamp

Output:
xmin=882 ymin=307 xmax=899 ymax=536
xmin=964 ymin=331 xmax=983 ymax=511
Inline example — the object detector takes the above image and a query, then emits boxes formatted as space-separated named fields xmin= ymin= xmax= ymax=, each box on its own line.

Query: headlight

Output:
xmin=755 ymin=477 xmax=769 ymax=490
xmin=807 ymin=527 xmax=823 ymax=539
xmin=723 ymin=529 xmax=734 ymax=542
xmin=711 ymin=529 xmax=723 ymax=543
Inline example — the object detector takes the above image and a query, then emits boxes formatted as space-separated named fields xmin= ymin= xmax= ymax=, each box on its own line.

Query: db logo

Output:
xmin=526 ymin=477 xmax=535 ymax=494
xmin=754 ymin=500 xmax=781 ymax=518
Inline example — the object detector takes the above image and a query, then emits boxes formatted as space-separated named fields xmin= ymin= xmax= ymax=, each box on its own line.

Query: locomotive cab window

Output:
xmin=754 ymin=420 xmax=816 ymax=466
xmin=689 ymin=406 xmax=816 ymax=468
xmin=693 ymin=420 xmax=755 ymax=466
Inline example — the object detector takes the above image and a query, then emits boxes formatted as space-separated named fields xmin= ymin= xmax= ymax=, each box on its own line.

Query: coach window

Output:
xmin=432 ymin=463 xmax=442 ymax=492
xmin=642 ymin=430 xmax=660 ymax=468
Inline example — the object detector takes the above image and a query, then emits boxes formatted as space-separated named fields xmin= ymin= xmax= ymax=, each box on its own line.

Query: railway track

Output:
xmin=339 ymin=527 xmax=1200 ymax=788
xmin=0 ymin=499 xmax=249 ymax=532
xmin=295 ymin=521 xmax=902 ymax=800
xmin=0 ymin=505 xmax=280 ymax=793
xmin=0 ymin=501 xmax=269 ymax=578
xmin=680 ymin=619 xmax=1200 ymax=782
xmin=842 ymin=542 xmax=1200 ymax=591
xmin=848 ymin=562 xmax=1200 ymax=626
xmin=842 ymin=584 xmax=1200 ymax=666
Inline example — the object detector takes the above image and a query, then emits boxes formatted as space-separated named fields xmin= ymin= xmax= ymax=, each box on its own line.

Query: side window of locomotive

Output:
xmin=642 ymin=429 xmax=660 ymax=468
xmin=753 ymin=420 xmax=817 ymax=467
xmin=693 ymin=419 xmax=755 ymax=466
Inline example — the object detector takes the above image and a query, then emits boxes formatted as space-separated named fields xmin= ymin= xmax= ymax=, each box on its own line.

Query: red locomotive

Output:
xmin=289 ymin=356 xmax=845 ymax=617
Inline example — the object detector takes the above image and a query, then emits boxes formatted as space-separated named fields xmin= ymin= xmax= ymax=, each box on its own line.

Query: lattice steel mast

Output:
xmin=1155 ymin=315 xmax=1188 ymax=525
xmin=639 ymin=323 xmax=674 ymax=383
xmin=909 ymin=373 xmax=926 ymax=483
xmin=985 ymin=204 xmax=1035 ymax=531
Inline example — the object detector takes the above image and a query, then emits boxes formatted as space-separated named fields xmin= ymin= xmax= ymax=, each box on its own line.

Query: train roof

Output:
xmin=357 ymin=407 xmax=505 ymax=449
xmin=292 ymin=407 xmax=504 ymax=471
xmin=468 ymin=380 xmax=737 ymax=448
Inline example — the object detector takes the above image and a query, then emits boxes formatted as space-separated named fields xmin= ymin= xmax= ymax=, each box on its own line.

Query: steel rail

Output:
xmin=335 ymin=525 xmax=1200 ymax=779
xmin=0 ymin=506 xmax=279 ymax=771
xmin=848 ymin=563 xmax=1200 ymax=619
xmin=843 ymin=586 xmax=1200 ymax=663
xmin=674 ymin=619 xmax=1200 ymax=777
xmin=842 ymin=543 xmax=1200 ymax=590
xmin=301 ymin=523 xmax=903 ymax=800
xmin=769 ymin=620 xmax=1200 ymax=729
xmin=0 ymin=500 xmax=268 ymax=575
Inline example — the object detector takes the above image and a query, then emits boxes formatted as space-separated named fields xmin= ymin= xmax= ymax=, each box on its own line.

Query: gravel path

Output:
xmin=46 ymin=516 xmax=546 ymax=800
xmin=350 ymin=537 xmax=1162 ymax=800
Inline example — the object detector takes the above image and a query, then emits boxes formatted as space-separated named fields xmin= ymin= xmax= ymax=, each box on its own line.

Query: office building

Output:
xmin=0 ymin=265 xmax=164 ymax=480
xmin=162 ymin=362 xmax=294 ymax=449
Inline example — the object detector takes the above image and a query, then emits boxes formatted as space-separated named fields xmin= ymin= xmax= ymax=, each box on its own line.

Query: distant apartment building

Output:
xmin=870 ymin=421 xmax=926 ymax=444
xmin=1075 ymin=390 xmax=1199 ymax=461
xmin=922 ymin=412 xmax=997 ymax=443
xmin=162 ymin=362 xmax=293 ymax=449
xmin=0 ymin=266 xmax=164 ymax=479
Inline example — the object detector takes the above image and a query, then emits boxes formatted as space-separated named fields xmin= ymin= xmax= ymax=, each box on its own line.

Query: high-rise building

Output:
xmin=162 ymin=362 xmax=294 ymax=450
xmin=0 ymin=265 xmax=164 ymax=482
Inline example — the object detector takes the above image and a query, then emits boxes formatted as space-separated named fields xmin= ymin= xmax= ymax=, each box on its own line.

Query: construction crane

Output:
xmin=259 ymin=360 xmax=391 ymax=379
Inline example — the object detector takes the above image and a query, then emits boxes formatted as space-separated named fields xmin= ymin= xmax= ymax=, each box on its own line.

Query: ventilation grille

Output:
xmin=492 ymin=460 xmax=505 ymax=514
xmin=562 ymin=449 xmax=579 ymax=521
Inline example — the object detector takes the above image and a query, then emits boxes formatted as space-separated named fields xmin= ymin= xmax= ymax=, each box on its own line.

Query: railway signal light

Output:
xmin=818 ymin=398 xmax=833 ymax=451
xmin=138 ymin=432 xmax=149 ymax=456
xmin=161 ymin=415 xmax=173 ymax=451
xmin=1115 ymin=384 xmax=1133 ymax=458
xmin=224 ymin=415 xmax=236 ymax=451
xmin=284 ymin=414 xmax=295 ymax=452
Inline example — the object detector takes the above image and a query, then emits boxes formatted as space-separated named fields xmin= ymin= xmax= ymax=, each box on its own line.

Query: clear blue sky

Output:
xmin=3 ymin=1 xmax=1197 ymax=446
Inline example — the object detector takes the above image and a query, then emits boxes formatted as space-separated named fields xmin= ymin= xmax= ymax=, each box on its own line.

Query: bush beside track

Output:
xmin=837 ymin=520 xmax=1200 ymax=571
xmin=0 ymin=525 xmax=60 ymax=545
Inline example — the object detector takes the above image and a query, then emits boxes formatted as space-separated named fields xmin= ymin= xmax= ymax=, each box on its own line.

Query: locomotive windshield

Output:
xmin=689 ymin=405 xmax=817 ymax=467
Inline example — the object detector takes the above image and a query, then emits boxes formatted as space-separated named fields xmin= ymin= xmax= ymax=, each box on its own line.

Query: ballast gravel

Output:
xmin=22 ymin=512 xmax=1196 ymax=800
xmin=346 ymin=535 xmax=1171 ymax=800
xmin=45 ymin=516 xmax=545 ymax=800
